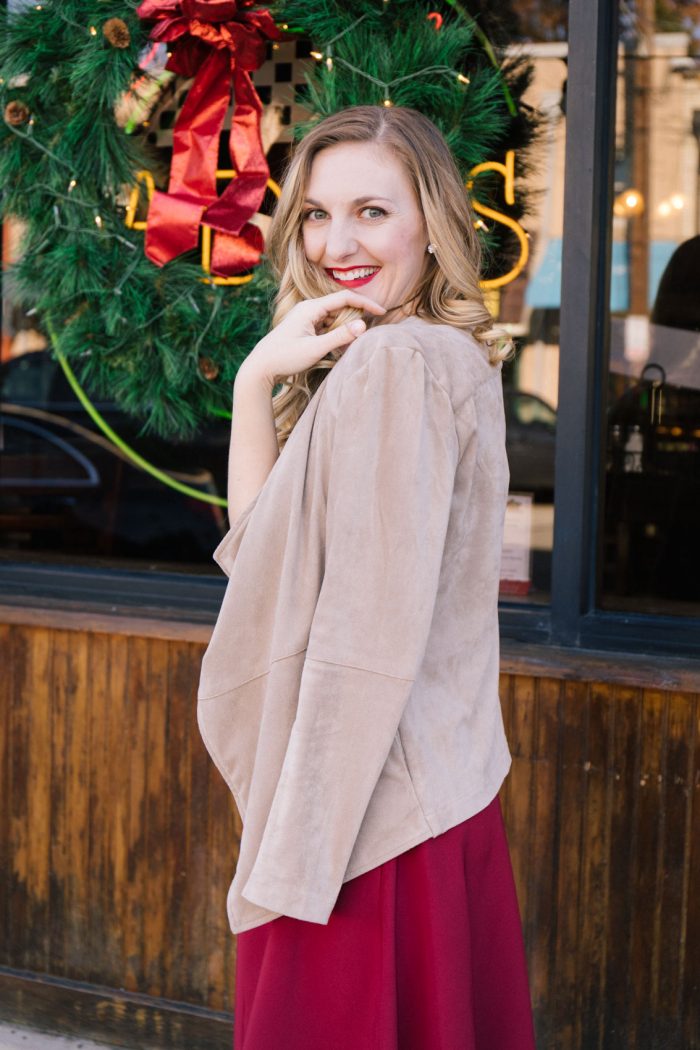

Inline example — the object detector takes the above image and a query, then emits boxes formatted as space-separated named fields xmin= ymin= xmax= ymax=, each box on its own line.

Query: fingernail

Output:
xmin=350 ymin=320 xmax=366 ymax=335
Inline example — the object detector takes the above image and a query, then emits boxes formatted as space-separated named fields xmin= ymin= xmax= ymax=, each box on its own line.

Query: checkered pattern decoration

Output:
xmin=146 ymin=37 xmax=315 ymax=151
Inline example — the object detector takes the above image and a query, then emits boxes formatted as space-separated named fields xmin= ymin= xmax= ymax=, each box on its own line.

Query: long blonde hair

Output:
xmin=265 ymin=105 xmax=513 ymax=448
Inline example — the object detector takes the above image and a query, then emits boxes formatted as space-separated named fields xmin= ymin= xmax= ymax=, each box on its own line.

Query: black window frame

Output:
xmin=2 ymin=0 xmax=699 ymax=655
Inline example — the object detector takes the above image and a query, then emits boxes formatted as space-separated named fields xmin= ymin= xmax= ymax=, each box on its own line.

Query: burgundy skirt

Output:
xmin=234 ymin=796 xmax=536 ymax=1050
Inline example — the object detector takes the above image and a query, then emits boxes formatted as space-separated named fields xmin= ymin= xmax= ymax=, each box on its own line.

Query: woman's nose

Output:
xmin=324 ymin=221 xmax=359 ymax=261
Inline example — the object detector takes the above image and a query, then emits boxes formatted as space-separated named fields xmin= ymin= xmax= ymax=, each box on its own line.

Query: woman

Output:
xmin=197 ymin=105 xmax=537 ymax=1050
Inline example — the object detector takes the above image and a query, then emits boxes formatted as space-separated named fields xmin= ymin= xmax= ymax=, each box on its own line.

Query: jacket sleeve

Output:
xmin=241 ymin=343 xmax=466 ymax=923
xmin=211 ymin=489 xmax=260 ymax=577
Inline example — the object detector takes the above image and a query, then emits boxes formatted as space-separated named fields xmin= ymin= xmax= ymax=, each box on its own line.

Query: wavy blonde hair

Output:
xmin=265 ymin=105 xmax=514 ymax=448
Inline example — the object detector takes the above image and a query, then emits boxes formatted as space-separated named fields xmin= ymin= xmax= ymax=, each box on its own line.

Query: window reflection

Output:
xmin=497 ymin=32 xmax=568 ymax=603
xmin=1 ymin=5 xmax=573 ymax=586
xmin=0 ymin=226 xmax=230 ymax=573
xmin=601 ymin=13 xmax=700 ymax=616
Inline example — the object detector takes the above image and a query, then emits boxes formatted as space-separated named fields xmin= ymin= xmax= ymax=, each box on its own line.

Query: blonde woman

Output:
xmin=197 ymin=105 xmax=537 ymax=1050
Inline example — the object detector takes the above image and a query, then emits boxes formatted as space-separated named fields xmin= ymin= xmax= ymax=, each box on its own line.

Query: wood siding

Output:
xmin=499 ymin=673 xmax=699 ymax=1050
xmin=1 ymin=615 xmax=698 ymax=1049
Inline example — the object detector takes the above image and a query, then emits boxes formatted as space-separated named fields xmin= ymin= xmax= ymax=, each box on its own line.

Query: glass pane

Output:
xmin=600 ymin=3 xmax=700 ymax=616
xmin=0 ymin=20 xmax=304 ymax=576
xmin=1 ymin=2 xmax=571 ymax=585
xmin=0 ymin=216 xmax=230 ymax=574
xmin=492 ymin=5 xmax=569 ymax=605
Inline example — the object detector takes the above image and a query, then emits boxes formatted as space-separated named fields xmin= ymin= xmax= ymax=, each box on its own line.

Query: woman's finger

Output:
xmin=312 ymin=319 xmax=367 ymax=355
xmin=304 ymin=290 xmax=386 ymax=325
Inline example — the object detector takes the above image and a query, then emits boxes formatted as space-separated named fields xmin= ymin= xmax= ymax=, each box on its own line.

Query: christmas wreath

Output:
xmin=0 ymin=0 xmax=538 ymax=459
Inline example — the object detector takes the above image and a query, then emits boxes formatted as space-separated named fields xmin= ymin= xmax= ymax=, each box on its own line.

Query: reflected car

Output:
xmin=503 ymin=387 xmax=556 ymax=500
xmin=1 ymin=351 xmax=230 ymax=569
xmin=2 ymin=353 xmax=560 ymax=568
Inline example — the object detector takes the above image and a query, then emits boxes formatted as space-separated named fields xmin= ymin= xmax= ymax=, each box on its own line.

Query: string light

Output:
xmin=326 ymin=11 xmax=372 ymax=46
xmin=325 ymin=54 xmax=471 ymax=104
xmin=5 ymin=119 xmax=74 ymax=172
xmin=31 ymin=184 xmax=139 ymax=254
xmin=307 ymin=9 xmax=472 ymax=104
xmin=68 ymin=178 xmax=77 ymax=192
xmin=53 ymin=8 xmax=102 ymax=36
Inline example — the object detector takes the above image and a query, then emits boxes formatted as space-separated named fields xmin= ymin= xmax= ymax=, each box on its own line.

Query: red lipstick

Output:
xmin=325 ymin=266 xmax=381 ymax=289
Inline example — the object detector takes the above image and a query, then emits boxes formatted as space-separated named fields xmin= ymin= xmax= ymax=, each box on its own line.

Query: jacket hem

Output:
xmin=230 ymin=907 xmax=285 ymax=935
xmin=229 ymin=755 xmax=513 ymax=934
xmin=343 ymin=754 xmax=512 ymax=882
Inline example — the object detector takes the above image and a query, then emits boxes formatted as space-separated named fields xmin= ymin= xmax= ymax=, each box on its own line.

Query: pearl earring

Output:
xmin=426 ymin=243 xmax=436 ymax=254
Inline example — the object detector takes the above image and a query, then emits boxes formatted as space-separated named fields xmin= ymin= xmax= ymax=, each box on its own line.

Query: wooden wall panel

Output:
xmin=1 ymin=622 xmax=241 ymax=1023
xmin=498 ymin=671 xmax=699 ymax=1050
xmin=0 ymin=616 xmax=698 ymax=1050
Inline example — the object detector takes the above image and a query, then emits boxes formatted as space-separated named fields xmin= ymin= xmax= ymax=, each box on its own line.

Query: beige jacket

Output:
xmin=197 ymin=315 xmax=512 ymax=934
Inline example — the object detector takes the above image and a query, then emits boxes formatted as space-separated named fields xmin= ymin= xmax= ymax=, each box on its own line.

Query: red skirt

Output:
xmin=234 ymin=796 xmax=536 ymax=1050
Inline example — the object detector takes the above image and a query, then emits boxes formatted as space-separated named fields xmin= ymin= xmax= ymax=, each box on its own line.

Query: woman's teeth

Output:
xmin=332 ymin=267 xmax=380 ymax=280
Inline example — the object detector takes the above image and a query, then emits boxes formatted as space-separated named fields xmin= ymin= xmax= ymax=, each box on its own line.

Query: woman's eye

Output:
xmin=303 ymin=206 xmax=386 ymax=222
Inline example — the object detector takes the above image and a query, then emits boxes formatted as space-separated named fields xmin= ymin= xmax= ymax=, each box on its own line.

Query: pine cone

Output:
xmin=4 ymin=100 xmax=30 ymax=126
xmin=103 ymin=17 xmax=131 ymax=49
xmin=198 ymin=356 xmax=220 ymax=381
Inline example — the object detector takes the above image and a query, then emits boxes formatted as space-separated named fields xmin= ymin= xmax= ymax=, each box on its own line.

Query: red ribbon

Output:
xmin=136 ymin=0 xmax=281 ymax=275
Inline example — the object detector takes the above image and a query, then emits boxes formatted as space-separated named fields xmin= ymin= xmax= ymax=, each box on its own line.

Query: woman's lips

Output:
xmin=325 ymin=267 xmax=381 ymax=289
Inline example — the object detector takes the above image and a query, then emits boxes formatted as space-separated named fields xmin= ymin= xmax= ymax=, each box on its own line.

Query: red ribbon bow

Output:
xmin=136 ymin=0 xmax=281 ymax=275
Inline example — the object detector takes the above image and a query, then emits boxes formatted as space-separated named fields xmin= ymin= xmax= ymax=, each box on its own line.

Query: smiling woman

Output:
xmin=265 ymin=104 xmax=513 ymax=448
xmin=302 ymin=144 xmax=428 ymax=304
xmin=198 ymin=104 xmax=535 ymax=1050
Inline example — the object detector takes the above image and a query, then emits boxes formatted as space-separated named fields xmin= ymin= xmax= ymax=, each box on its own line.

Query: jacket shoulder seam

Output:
xmin=342 ymin=343 xmax=462 ymax=455
xmin=347 ymin=341 xmax=460 ymax=413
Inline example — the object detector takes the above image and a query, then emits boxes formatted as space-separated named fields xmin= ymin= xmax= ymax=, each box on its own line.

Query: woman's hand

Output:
xmin=240 ymin=290 xmax=386 ymax=389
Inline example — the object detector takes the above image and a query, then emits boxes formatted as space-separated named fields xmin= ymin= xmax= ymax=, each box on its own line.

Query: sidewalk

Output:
xmin=0 ymin=1025 xmax=122 ymax=1050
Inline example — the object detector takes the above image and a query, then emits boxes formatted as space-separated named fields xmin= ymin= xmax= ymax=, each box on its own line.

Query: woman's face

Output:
xmin=302 ymin=141 xmax=428 ymax=314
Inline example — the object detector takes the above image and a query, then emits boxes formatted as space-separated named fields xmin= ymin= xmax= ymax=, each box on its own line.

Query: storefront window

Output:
xmin=2 ymin=3 xmax=572 ymax=592
xmin=0 ymin=14 xmax=300 ymax=576
xmin=0 ymin=205 xmax=233 ymax=573
xmin=600 ymin=3 xmax=700 ymax=616
xmin=496 ymin=6 xmax=569 ymax=605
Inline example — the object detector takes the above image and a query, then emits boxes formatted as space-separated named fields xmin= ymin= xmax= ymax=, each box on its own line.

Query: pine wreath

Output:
xmin=0 ymin=0 xmax=538 ymax=443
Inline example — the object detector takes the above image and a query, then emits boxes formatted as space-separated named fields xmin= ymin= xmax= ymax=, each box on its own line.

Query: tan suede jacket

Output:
xmin=197 ymin=315 xmax=512 ymax=934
